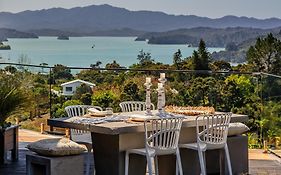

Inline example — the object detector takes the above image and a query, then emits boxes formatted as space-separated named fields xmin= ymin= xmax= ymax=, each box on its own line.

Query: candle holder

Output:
xmin=144 ymin=81 xmax=152 ymax=115
xmin=157 ymin=83 xmax=164 ymax=116
xmin=158 ymin=77 xmax=167 ymax=112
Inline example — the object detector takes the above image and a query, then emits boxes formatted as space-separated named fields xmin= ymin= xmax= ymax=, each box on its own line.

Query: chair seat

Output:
xmin=127 ymin=148 xmax=156 ymax=157
xmin=180 ymin=142 xmax=226 ymax=151
xmin=179 ymin=142 xmax=207 ymax=151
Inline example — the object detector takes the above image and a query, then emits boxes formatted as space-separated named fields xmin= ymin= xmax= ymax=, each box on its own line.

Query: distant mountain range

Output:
xmin=137 ymin=27 xmax=281 ymax=47
xmin=1 ymin=4 xmax=281 ymax=33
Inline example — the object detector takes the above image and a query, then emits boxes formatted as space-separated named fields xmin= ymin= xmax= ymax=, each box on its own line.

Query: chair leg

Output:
xmin=176 ymin=148 xmax=183 ymax=175
xmin=146 ymin=155 xmax=153 ymax=175
xmin=224 ymin=144 xmax=233 ymax=175
xmin=154 ymin=156 xmax=159 ymax=175
xmin=125 ymin=151 xmax=129 ymax=175
xmin=203 ymin=151 xmax=206 ymax=174
xmin=198 ymin=149 xmax=206 ymax=175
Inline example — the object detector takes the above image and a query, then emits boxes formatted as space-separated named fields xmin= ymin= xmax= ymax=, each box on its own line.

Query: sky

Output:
xmin=0 ymin=0 xmax=281 ymax=19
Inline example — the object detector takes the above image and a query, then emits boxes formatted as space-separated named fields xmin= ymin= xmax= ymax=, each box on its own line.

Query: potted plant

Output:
xmin=0 ymin=73 xmax=27 ymax=164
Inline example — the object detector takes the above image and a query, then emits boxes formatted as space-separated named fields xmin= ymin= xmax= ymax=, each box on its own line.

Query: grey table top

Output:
xmin=48 ymin=111 xmax=248 ymax=135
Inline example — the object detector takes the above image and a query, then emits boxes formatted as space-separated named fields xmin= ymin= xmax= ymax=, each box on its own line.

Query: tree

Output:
xmin=105 ymin=60 xmax=125 ymax=74
xmin=120 ymin=82 xmax=141 ymax=101
xmin=246 ymin=33 xmax=281 ymax=74
xmin=90 ymin=61 xmax=102 ymax=69
xmin=92 ymin=91 xmax=117 ymax=109
xmin=81 ymin=93 xmax=92 ymax=105
xmin=73 ymin=83 xmax=93 ymax=100
xmin=191 ymin=39 xmax=211 ymax=71
xmin=52 ymin=64 xmax=73 ymax=80
xmin=198 ymin=39 xmax=210 ymax=70
xmin=137 ymin=49 xmax=154 ymax=65
xmin=0 ymin=73 xmax=28 ymax=126
xmin=192 ymin=50 xmax=201 ymax=70
xmin=173 ymin=49 xmax=182 ymax=70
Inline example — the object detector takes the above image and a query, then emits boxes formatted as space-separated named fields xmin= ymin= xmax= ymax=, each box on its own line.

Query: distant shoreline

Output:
xmin=0 ymin=36 xmax=225 ymax=69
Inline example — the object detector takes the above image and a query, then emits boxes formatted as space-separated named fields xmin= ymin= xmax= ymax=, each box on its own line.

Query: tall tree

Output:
xmin=173 ymin=49 xmax=182 ymax=70
xmin=246 ymin=33 xmax=281 ymax=74
xmin=191 ymin=39 xmax=211 ymax=71
xmin=198 ymin=39 xmax=211 ymax=70
xmin=192 ymin=50 xmax=201 ymax=70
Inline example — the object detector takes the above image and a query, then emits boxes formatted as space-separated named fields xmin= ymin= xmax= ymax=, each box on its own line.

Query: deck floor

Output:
xmin=0 ymin=149 xmax=95 ymax=175
xmin=0 ymin=130 xmax=280 ymax=175
xmin=1 ymin=149 xmax=281 ymax=175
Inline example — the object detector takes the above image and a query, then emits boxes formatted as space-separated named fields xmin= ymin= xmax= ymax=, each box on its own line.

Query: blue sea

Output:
xmin=0 ymin=37 xmax=224 ymax=68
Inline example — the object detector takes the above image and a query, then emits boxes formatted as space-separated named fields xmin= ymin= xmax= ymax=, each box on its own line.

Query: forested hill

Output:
xmin=0 ymin=28 xmax=38 ymax=41
xmin=136 ymin=27 xmax=281 ymax=47
xmin=1 ymin=4 xmax=281 ymax=33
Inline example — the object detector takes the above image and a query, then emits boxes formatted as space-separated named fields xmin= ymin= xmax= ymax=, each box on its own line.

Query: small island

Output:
xmin=57 ymin=35 xmax=69 ymax=40
xmin=0 ymin=42 xmax=11 ymax=50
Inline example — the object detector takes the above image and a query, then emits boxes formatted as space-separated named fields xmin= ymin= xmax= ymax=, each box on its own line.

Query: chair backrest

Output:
xmin=196 ymin=113 xmax=232 ymax=147
xmin=144 ymin=117 xmax=184 ymax=155
xmin=65 ymin=105 xmax=102 ymax=143
xmin=119 ymin=101 xmax=155 ymax=112
xmin=65 ymin=105 xmax=102 ymax=117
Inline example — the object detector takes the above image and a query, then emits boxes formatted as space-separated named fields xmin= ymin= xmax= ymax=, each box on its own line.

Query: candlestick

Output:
xmin=144 ymin=78 xmax=152 ymax=115
xmin=158 ymin=82 xmax=163 ymax=89
xmin=158 ymin=75 xmax=167 ymax=112
xmin=160 ymin=73 xmax=165 ymax=79
xmin=157 ymin=85 xmax=163 ymax=113
xmin=146 ymin=77 xmax=151 ymax=84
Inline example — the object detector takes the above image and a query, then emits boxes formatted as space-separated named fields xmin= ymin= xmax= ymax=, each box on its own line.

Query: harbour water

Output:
xmin=0 ymin=37 xmax=224 ymax=68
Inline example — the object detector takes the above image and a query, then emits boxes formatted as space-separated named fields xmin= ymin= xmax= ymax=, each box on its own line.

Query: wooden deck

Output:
xmin=0 ymin=130 xmax=280 ymax=175
xmin=0 ymin=149 xmax=281 ymax=175
xmin=0 ymin=148 xmax=95 ymax=175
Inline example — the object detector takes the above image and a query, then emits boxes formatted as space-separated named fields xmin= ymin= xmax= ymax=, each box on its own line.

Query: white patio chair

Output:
xmin=125 ymin=117 xmax=184 ymax=175
xmin=179 ymin=113 xmax=232 ymax=175
xmin=65 ymin=105 xmax=102 ymax=175
xmin=119 ymin=101 xmax=155 ymax=112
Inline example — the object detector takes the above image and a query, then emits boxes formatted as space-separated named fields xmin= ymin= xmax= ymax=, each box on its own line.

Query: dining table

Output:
xmin=47 ymin=111 xmax=249 ymax=175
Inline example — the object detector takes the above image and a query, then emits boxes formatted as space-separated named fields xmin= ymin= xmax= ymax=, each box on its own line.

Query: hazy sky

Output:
xmin=0 ymin=0 xmax=280 ymax=19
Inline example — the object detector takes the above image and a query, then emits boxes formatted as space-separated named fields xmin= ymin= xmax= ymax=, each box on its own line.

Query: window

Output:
xmin=65 ymin=87 xmax=72 ymax=92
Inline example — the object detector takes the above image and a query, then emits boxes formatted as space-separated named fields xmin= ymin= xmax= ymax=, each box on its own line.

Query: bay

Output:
xmin=0 ymin=36 xmax=224 ymax=68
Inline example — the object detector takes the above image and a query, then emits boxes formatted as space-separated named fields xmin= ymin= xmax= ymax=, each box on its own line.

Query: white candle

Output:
xmin=160 ymin=73 xmax=165 ymax=79
xmin=146 ymin=77 xmax=151 ymax=83
xmin=158 ymin=83 xmax=163 ymax=89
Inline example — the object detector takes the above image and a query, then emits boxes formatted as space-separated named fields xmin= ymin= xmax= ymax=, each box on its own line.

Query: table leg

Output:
xmin=92 ymin=133 xmax=146 ymax=175
xmin=12 ymin=126 xmax=18 ymax=161
xmin=158 ymin=155 xmax=176 ymax=175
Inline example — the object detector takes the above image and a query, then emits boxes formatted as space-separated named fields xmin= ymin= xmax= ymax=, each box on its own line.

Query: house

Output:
xmin=61 ymin=79 xmax=95 ymax=96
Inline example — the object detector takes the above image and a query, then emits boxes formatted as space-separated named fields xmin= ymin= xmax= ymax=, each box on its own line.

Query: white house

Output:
xmin=61 ymin=79 xmax=95 ymax=96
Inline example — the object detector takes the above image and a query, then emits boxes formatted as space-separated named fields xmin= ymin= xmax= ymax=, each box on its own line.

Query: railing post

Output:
xmin=40 ymin=123 xmax=45 ymax=134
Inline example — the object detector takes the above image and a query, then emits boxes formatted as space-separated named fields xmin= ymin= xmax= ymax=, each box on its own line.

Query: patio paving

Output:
xmin=0 ymin=129 xmax=280 ymax=175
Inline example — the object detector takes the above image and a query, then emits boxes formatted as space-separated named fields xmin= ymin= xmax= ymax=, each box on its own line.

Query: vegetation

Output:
xmin=0 ymin=72 xmax=28 ymax=128
xmin=1 ymin=34 xmax=281 ymax=149
xmin=247 ymin=33 xmax=281 ymax=74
